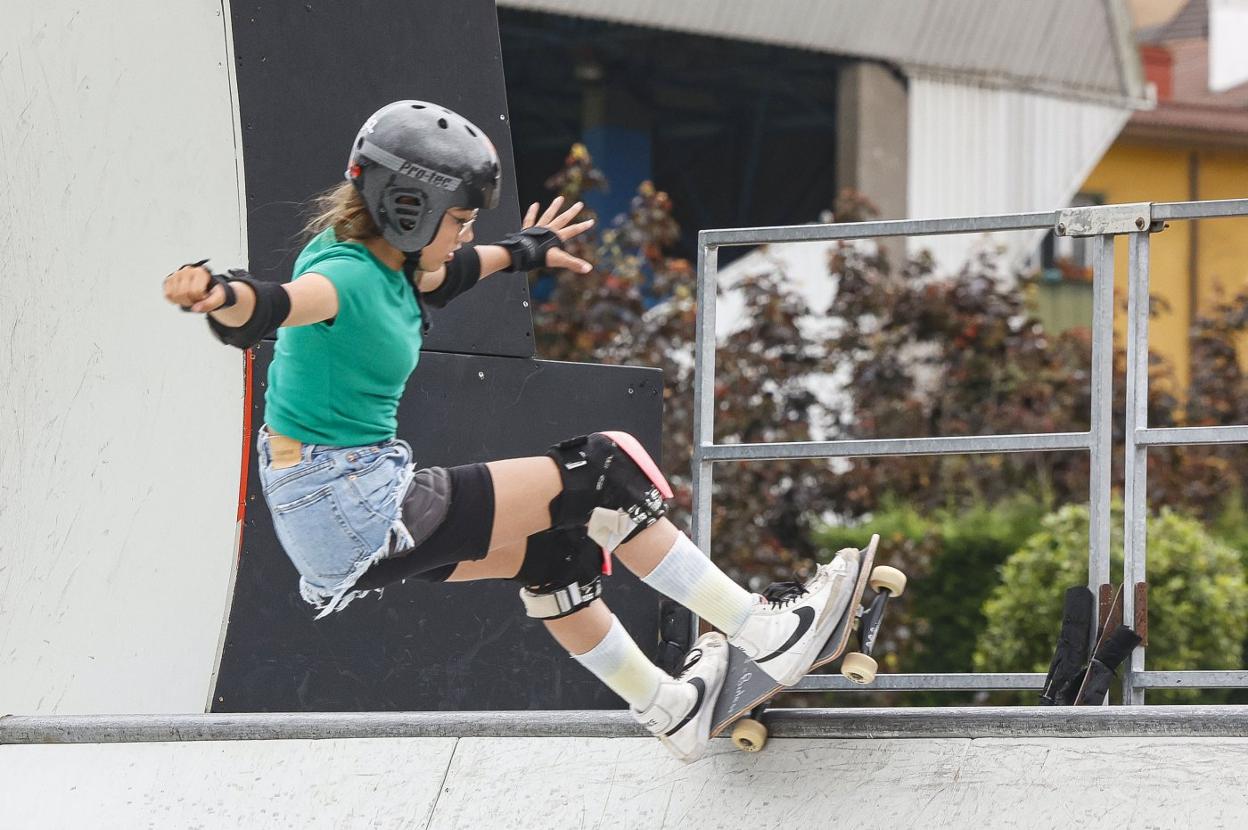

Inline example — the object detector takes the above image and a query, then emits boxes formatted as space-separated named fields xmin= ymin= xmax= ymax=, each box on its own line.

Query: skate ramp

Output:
xmin=5 ymin=707 xmax=1248 ymax=828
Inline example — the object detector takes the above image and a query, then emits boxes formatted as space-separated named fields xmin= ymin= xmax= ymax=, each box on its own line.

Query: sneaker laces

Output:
xmin=761 ymin=580 xmax=808 ymax=608
xmin=679 ymin=646 xmax=705 ymax=676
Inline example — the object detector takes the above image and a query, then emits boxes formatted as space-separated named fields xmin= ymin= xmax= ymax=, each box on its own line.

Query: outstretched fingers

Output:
xmin=518 ymin=198 xmax=595 ymax=272
xmin=522 ymin=201 xmax=540 ymax=229
xmin=556 ymin=218 xmax=595 ymax=241
xmin=537 ymin=195 xmax=565 ymax=227
xmin=547 ymin=200 xmax=587 ymax=230
xmin=547 ymin=248 xmax=592 ymax=273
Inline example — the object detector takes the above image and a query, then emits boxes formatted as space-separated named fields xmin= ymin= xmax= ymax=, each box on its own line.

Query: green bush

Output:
xmin=1210 ymin=489 xmax=1248 ymax=564
xmin=975 ymin=503 xmax=1248 ymax=698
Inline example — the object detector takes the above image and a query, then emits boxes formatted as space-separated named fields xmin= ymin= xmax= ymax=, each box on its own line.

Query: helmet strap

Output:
xmin=402 ymin=254 xmax=433 ymax=337
xmin=402 ymin=253 xmax=422 ymax=282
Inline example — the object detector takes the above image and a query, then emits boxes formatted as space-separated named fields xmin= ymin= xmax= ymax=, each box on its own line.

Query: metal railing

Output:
xmin=691 ymin=198 xmax=1248 ymax=701
xmin=6 ymin=706 xmax=1248 ymax=743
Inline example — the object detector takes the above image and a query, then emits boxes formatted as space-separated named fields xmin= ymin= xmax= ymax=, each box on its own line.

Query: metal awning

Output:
xmin=499 ymin=0 xmax=1146 ymax=105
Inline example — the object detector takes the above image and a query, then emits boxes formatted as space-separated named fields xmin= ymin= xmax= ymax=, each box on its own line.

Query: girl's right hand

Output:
xmin=163 ymin=263 xmax=229 ymax=313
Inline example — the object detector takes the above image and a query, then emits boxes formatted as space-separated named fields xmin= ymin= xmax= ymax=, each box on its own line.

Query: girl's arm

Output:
xmin=415 ymin=246 xmax=512 ymax=295
xmin=201 ymin=273 xmax=337 ymax=328
xmin=416 ymin=197 xmax=595 ymax=298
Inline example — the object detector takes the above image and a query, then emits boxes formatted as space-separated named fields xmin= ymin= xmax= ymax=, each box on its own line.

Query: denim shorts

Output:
xmin=257 ymin=425 xmax=417 ymax=617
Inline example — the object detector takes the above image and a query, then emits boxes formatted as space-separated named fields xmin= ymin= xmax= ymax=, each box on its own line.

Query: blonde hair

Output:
xmin=302 ymin=181 xmax=381 ymax=242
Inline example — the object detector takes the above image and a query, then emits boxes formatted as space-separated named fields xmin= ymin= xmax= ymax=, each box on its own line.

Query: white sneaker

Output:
xmin=727 ymin=549 xmax=859 ymax=687
xmin=631 ymin=631 xmax=728 ymax=763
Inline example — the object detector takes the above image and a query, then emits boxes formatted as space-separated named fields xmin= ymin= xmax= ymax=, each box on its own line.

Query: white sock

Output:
xmin=641 ymin=532 xmax=756 ymax=637
xmin=571 ymin=615 xmax=668 ymax=710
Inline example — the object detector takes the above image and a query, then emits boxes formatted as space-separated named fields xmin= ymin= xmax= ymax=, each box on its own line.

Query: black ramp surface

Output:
xmin=231 ymin=0 xmax=534 ymax=357
xmin=212 ymin=344 xmax=667 ymax=712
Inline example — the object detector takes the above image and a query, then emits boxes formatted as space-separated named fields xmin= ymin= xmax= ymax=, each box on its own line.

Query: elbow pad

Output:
xmin=206 ymin=272 xmax=292 ymax=350
xmin=423 ymin=246 xmax=482 ymax=309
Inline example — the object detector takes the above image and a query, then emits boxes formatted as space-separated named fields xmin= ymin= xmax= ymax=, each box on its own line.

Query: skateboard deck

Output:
xmin=708 ymin=534 xmax=880 ymax=740
xmin=1039 ymin=586 xmax=1095 ymax=705
xmin=1072 ymin=583 xmax=1126 ymax=706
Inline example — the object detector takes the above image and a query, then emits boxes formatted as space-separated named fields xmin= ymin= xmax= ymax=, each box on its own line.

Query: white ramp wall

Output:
xmin=0 ymin=1 xmax=245 ymax=714
xmin=5 ymin=733 xmax=1248 ymax=828
xmin=6 ymin=708 xmax=1248 ymax=828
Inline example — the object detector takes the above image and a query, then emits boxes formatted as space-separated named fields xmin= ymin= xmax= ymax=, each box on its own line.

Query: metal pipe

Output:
xmin=793 ymin=673 xmax=1045 ymax=692
xmin=1133 ymin=671 xmax=1248 ymax=688
xmin=1123 ymin=232 xmax=1151 ymax=705
xmin=1088 ymin=235 xmax=1115 ymax=600
xmin=690 ymin=237 xmax=719 ymax=647
xmin=691 ymin=236 xmax=717 ymax=555
xmin=701 ymin=210 xmax=1056 ymax=246
xmin=8 ymin=706 xmax=1248 ymax=744
xmin=700 ymin=432 xmax=1091 ymax=462
xmin=1135 ymin=425 xmax=1248 ymax=446
xmin=1152 ymin=198 xmax=1248 ymax=221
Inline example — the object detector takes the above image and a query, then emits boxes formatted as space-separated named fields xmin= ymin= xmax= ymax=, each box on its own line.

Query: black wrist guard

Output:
xmin=495 ymin=227 xmax=564 ymax=272
xmin=177 ymin=259 xmax=237 ymax=312
xmin=205 ymin=272 xmax=291 ymax=350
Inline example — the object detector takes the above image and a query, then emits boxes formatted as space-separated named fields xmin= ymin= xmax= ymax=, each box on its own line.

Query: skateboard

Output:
xmin=1039 ymin=586 xmax=1095 ymax=705
xmin=708 ymin=534 xmax=906 ymax=752
xmin=1069 ymin=583 xmax=1140 ymax=706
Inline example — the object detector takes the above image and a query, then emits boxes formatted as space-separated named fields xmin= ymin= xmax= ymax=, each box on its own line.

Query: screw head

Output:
xmin=1136 ymin=216 xmax=1146 ymax=230
xmin=1057 ymin=223 xmax=1066 ymax=235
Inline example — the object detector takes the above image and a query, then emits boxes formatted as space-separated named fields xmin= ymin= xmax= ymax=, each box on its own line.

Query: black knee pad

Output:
xmin=514 ymin=527 xmax=604 ymax=589
xmin=544 ymin=432 xmax=670 ymax=547
xmin=514 ymin=527 xmax=606 ymax=619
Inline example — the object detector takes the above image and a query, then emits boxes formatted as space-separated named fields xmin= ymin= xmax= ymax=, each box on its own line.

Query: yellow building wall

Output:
xmin=1197 ymin=151 xmax=1248 ymax=310
xmin=1080 ymin=141 xmax=1248 ymax=396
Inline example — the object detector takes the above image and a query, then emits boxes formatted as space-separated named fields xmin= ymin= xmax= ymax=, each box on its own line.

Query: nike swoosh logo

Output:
xmin=664 ymin=677 xmax=706 ymax=738
xmin=756 ymin=606 xmax=816 ymax=664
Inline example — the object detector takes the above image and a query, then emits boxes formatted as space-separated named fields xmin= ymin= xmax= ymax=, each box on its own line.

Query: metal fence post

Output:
xmin=692 ymin=236 xmax=718 ymax=554
xmin=1089 ymin=234 xmax=1116 ymax=622
xmin=691 ymin=235 xmax=719 ymax=643
xmin=1123 ymin=231 xmax=1151 ymax=704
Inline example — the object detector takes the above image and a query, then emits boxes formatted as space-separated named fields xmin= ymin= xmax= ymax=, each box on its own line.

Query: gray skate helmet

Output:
xmin=346 ymin=101 xmax=501 ymax=253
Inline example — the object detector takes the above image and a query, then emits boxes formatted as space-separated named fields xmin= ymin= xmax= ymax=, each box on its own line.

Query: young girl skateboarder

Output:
xmin=162 ymin=101 xmax=853 ymax=762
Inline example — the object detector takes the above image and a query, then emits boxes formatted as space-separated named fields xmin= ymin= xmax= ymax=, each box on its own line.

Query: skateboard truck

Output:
xmin=728 ymin=554 xmax=907 ymax=753
xmin=843 ymin=565 xmax=906 ymax=684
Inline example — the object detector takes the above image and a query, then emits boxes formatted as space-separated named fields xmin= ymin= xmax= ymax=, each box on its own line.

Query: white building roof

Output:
xmin=498 ymin=0 xmax=1145 ymax=104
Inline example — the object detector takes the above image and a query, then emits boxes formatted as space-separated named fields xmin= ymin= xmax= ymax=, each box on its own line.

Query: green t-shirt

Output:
xmin=264 ymin=229 xmax=423 ymax=446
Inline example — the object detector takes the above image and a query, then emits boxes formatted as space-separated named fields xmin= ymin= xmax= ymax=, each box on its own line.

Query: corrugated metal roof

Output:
xmin=498 ymin=0 xmax=1145 ymax=102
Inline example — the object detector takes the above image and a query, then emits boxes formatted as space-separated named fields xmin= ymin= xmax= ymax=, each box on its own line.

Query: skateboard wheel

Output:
xmin=731 ymin=718 xmax=768 ymax=752
xmin=841 ymin=651 xmax=878 ymax=684
xmin=869 ymin=565 xmax=906 ymax=597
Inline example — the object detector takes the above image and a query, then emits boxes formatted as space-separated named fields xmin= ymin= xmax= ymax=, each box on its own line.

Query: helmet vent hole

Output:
xmin=356 ymin=138 xmax=363 ymax=149
xmin=465 ymin=125 xmax=477 ymax=137
xmin=411 ymin=103 xmax=425 ymax=109
xmin=437 ymin=118 xmax=448 ymax=129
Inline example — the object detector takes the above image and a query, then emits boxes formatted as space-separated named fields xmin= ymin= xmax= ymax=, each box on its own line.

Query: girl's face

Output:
xmin=418 ymin=207 xmax=477 ymax=271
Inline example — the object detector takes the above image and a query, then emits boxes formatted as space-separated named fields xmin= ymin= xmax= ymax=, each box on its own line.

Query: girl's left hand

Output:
xmin=522 ymin=196 xmax=595 ymax=273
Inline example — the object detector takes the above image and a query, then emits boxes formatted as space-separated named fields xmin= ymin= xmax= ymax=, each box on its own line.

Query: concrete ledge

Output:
xmin=7 ymin=705 xmax=1248 ymax=744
